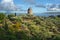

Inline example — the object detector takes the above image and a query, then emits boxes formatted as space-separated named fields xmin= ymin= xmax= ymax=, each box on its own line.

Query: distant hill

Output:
xmin=34 ymin=11 xmax=60 ymax=16
xmin=44 ymin=11 xmax=60 ymax=14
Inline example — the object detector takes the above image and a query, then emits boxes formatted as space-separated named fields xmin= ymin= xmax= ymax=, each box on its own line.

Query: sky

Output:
xmin=0 ymin=0 xmax=60 ymax=13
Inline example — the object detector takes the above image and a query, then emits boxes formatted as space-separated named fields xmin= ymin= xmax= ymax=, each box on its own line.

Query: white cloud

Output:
xmin=35 ymin=3 xmax=60 ymax=11
xmin=0 ymin=0 xmax=27 ymax=13
xmin=47 ymin=8 xmax=60 ymax=11
xmin=1 ymin=0 xmax=13 ymax=3
xmin=0 ymin=0 xmax=19 ymax=11
xmin=46 ymin=3 xmax=60 ymax=11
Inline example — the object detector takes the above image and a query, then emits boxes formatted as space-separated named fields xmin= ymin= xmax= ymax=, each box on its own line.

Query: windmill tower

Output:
xmin=28 ymin=7 xmax=33 ymax=15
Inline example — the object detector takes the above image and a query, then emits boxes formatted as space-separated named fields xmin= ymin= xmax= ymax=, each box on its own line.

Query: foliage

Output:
xmin=0 ymin=14 xmax=60 ymax=40
xmin=0 ymin=13 xmax=5 ymax=20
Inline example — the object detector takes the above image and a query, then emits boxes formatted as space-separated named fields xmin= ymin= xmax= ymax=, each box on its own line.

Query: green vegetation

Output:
xmin=0 ymin=13 xmax=60 ymax=40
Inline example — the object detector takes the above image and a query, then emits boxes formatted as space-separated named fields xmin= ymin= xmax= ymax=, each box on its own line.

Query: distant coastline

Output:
xmin=0 ymin=11 xmax=60 ymax=17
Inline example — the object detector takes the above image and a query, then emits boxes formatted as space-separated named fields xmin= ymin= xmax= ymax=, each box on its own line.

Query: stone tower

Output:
xmin=28 ymin=8 xmax=33 ymax=15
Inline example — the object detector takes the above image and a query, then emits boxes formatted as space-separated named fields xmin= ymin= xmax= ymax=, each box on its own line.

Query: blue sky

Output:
xmin=0 ymin=0 xmax=60 ymax=13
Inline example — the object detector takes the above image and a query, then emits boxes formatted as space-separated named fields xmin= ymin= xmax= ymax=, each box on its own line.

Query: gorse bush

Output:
xmin=0 ymin=14 xmax=60 ymax=40
xmin=0 ymin=13 xmax=5 ymax=20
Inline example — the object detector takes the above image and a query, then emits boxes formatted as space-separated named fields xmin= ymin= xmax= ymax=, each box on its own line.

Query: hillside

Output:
xmin=0 ymin=13 xmax=60 ymax=40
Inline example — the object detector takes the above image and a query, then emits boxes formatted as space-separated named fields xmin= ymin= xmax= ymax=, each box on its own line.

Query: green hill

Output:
xmin=0 ymin=13 xmax=60 ymax=40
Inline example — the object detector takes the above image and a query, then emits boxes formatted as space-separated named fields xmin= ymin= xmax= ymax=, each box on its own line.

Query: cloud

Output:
xmin=35 ymin=4 xmax=46 ymax=8
xmin=47 ymin=4 xmax=60 ymax=11
xmin=0 ymin=0 xmax=28 ymax=13
xmin=35 ymin=3 xmax=60 ymax=11
xmin=0 ymin=0 xmax=19 ymax=11
xmin=1 ymin=0 xmax=13 ymax=3
xmin=23 ymin=0 xmax=35 ymax=4
xmin=47 ymin=8 xmax=60 ymax=11
xmin=46 ymin=4 xmax=56 ymax=8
